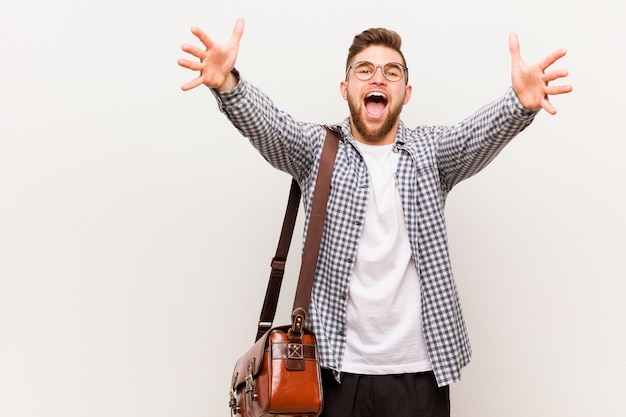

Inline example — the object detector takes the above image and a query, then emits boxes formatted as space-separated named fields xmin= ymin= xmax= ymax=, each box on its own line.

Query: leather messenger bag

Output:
xmin=228 ymin=127 xmax=340 ymax=417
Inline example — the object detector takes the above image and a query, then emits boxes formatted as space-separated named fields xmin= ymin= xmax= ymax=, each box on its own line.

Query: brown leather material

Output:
xmin=230 ymin=127 xmax=340 ymax=417
xmin=255 ymin=180 xmax=301 ymax=342
xmin=230 ymin=326 xmax=323 ymax=417
xmin=271 ymin=343 xmax=317 ymax=361
xmin=291 ymin=128 xmax=339 ymax=324
xmin=255 ymin=128 xmax=340 ymax=338
xmin=232 ymin=331 xmax=268 ymax=391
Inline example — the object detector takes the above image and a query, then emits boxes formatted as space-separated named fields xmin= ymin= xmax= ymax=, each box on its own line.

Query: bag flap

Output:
xmin=231 ymin=327 xmax=273 ymax=389
xmin=231 ymin=325 xmax=316 ymax=390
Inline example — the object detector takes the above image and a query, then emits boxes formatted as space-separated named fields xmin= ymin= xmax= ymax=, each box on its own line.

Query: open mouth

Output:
xmin=364 ymin=91 xmax=388 ymax=118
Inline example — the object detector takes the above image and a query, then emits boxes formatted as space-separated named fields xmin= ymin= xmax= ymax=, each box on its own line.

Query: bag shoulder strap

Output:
xmin=255 ymin=126 xmax=340 ymax=341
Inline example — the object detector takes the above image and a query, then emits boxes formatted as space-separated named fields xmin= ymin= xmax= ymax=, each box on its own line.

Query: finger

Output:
xmin=541 ymin=97 xmax=557 ymax=115
xmin=177 ymin=57 xmax=204 ymax=71
xmin=181 ymin=77 xmax=204 ymax=92
xmin=546 ymin=84 xmax=573 ymax=96
xmin=508 ymin=32 xmax=521 ymax=62
xmin=180 ymin=43 xmax=207 ymax=58
xmin=191 ymin=26 xmax=215 ymax=50
xmin=542 ymin=68 xmax=569 ymax=83
xmin=538 ymin=48 xmax=567 ymax=71
xmin=230 ymin=18 xmax=245 ymax=47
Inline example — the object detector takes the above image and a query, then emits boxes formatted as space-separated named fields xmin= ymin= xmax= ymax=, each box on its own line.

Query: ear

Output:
xmin=340 ymin=80 xmax=348 ymax=100
xmin=403 ymin=84 xmax=413 ymax=105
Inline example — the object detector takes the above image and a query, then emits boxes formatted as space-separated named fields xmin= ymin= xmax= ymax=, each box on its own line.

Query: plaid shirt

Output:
xmin=213 ymin=74 xmax=537 ymax=386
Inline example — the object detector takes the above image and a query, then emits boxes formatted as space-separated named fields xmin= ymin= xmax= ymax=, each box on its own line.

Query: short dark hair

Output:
xmin=346 ymin=27 xmax=407 ymax=73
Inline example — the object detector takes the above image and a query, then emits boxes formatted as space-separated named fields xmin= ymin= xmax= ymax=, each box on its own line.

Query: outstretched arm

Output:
xmin=178 ymin=18 xmax=245 ymax=92
xmin=509 ymin=33 xmax=572 ymax=115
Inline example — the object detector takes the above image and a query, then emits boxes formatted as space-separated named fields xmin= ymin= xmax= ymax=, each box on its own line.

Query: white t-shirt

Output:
xmin=342 ymin=141 xmax=432 ymax=375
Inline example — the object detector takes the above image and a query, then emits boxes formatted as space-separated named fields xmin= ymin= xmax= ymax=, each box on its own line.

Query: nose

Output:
xmin=371 ymin=65 xmax=386 ymax=83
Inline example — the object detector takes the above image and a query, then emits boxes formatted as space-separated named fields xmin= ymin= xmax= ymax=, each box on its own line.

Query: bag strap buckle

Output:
xmin=244 ymin=359 xmax=258 ymax=410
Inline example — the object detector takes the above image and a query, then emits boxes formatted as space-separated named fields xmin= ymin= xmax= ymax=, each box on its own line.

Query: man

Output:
xmin=178 ymin=18 xmax=571 ymax=417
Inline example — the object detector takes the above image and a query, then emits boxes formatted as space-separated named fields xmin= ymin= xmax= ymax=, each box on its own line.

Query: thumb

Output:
xmin=509 ymin=32 xmax=521 ymax=62
xmin=230 ymin=18 xmax=245 ymax=47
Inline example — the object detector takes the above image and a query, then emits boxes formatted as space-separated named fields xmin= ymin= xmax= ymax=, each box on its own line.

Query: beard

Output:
xmin=348 ymin=96 xmax=403 ymax=144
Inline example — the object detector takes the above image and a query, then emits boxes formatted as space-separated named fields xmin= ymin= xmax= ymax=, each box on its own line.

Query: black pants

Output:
xmin=320 ymin=369 xmax=450 ymax=417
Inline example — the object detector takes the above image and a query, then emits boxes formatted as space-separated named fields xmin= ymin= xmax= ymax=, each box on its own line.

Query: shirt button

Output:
xmin=354 ymin=221 xmax=361 ymax=226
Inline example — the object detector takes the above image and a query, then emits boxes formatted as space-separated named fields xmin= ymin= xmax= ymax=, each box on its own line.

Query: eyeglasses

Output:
xmin=346 ymin=61 xmax=408 ymax=83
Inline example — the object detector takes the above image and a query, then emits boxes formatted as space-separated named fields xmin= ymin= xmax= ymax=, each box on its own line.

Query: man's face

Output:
xmin=340 ymin=45 xmax=412 ymax=145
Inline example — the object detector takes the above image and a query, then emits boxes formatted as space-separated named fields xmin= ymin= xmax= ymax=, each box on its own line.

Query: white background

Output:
xmin=1 ymin=1 xmax=624 ymax=416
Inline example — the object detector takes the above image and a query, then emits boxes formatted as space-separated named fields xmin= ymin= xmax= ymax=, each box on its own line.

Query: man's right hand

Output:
xmin=178 ymin=18 xmax=245 ymax=92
